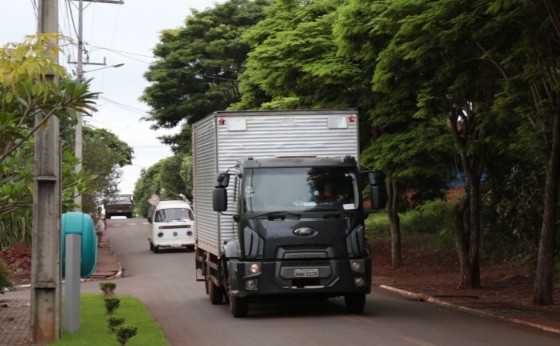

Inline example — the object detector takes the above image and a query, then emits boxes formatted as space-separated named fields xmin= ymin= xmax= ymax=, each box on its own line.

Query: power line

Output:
xmin=99 ymin=96 xmax=151 ymax=117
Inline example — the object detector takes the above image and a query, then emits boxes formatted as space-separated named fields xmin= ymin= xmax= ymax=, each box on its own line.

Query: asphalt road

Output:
xmin=95 ymin=217 xmax=560 ymax=346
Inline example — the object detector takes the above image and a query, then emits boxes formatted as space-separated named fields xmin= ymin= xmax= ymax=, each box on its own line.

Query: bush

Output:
xmin=100 ymin=281 xmax=116 ymax=296
xmin=0 ymin=259 xmax=13 ymax=292
xmin=104 ymin=297 xmax=120 ymax=315
xmin=364 ymin=211 xmax=390 ymax=238
xmin=400 ymin=199 xmax=452 ymax=235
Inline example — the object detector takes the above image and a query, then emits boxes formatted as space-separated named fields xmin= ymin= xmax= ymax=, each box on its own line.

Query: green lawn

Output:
xmin=50 ymin=293 xmax=169 ymax=346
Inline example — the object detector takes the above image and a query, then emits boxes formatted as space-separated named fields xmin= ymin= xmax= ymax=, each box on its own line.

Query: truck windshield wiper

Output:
xmin=248 ymin=211 xmax=302 ymax=220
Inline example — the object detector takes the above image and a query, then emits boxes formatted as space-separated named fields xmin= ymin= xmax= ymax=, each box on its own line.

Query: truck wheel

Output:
xmin=207 ymin=277 xmax=224 ymax=305
xmin=154 ymin=246 xmax=160 ymax=253
xmin=229 ymin=295 xmax=249 ymax=318
xmin=149 ymin=242 xmax=154 ymax=252
xmin=344 ymin=293 xmax=366 ymax=314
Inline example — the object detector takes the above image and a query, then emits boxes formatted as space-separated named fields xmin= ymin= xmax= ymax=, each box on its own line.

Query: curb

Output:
xmin=379 ymin=284 xmax=560 ymax=335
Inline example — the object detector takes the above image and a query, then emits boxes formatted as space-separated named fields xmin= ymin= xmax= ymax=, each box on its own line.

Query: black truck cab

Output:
xmin=210 ymin=156 xmax=386 ymax=317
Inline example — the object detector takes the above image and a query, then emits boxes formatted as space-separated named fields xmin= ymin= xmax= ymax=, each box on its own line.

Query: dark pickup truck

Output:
xmin=105 ymin=194 xmax=134 ymax=218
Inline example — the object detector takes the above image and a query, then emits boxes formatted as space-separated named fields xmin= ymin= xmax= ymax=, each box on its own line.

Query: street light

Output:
xmin=83 ymin=62 xmax=125 ymax=73
xmin=74 ymin=62 xmax=124 ymax=211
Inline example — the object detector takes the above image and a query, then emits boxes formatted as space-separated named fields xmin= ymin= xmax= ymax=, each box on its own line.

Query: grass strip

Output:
xmin=50 ymin=293 xmax=169 ymax=345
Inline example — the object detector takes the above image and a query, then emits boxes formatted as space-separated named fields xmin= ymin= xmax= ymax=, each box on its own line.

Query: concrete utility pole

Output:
xmin=74 ymin=0 xmax=84 ymax=211
xmin=32 ymin=0 xmax=61 ymax=343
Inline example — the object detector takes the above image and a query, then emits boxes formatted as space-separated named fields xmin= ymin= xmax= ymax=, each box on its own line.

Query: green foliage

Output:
xmin=141 ymin=0 xmax=269 ymax=151
xmin=0 ymin=36 xmax=132 ymax=247
xmin=365 ymin=200 xmax=453 ymax=248
xmin=133 ymin=154 xmax=193 ymax=218
xmin=0 ymin=258 xmax=13 ymax=292
xmin=52 ymin=293 xmax=169 ymax=345
xmin=400 ymin=200 xmax=453 ymax=236
xmin=133 ymin=162 xmax=165 ymax=218
xmin=104 ymin=297 xmax=121 ymax=315
xmin=108 ymin=316 xmax=125 ymax=333
xmin=0 ymin=208 xmax=32 ymax=249
xmin=116 ymin=326 xmax=138 ymax=346
xmin=100 ymin=281 xmax=117 ymax=297
xmin=82 ymin=127 xmax=134 ymax=213
xmin=235 ymin=0 xmax=372 ymax=111
xmin=159 ymin=155 xmax=188 ymax=199
xmin=364 ymin=211 xmax=390 ymax=238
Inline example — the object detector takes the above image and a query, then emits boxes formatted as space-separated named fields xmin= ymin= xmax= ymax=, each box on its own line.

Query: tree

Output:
xmin=81 ymin=126 xmax=134 ymax=212
xmin=0 ymin=35 xmax=98 ymax=247
xmin=480 ymin=0 xmax=560 ymax=305
xmin=334 ymin=0 xmax=451 ymax=267
xmin=141 ymin=0 xmax=269 ymax=151
xmin=133 ymin=162 xmax=165 ymax=218
xmin=235 ymin=0 xmax=372 ymax=109
xmin=373 ymin=0 xmax=507 ymax=288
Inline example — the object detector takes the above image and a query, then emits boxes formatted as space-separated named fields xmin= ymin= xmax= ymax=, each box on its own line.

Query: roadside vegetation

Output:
xmin=1 ymin=0 xmax=559 ymax=307
xmin=137 ymin=0 xmax=560 ymax=305
xmin=49 ymin=293 xmax=169 ymax=346
xmin=0 ymin=35 xmax=134 ymax=287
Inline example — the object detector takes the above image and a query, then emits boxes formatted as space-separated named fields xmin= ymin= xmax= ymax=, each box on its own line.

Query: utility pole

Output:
xmin=32 ymin=0 xmax=61 ymax=343
xmin=74 ymin=0 xmax=84 ymax=211
xmin=71 ymin=0 xmax=124 ymax=211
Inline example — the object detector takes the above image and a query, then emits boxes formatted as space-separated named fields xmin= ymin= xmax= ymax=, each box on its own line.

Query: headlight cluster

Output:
xmin=245 ymin=262 xmax=261 ymax=290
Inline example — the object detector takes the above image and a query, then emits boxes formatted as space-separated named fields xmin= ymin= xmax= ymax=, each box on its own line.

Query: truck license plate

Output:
xmin=294 ymin=268 xmax=319 ymax=278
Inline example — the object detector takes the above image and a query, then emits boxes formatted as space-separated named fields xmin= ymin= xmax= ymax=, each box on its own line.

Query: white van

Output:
xmin=147 ymin=200 xmax=195 ymax=253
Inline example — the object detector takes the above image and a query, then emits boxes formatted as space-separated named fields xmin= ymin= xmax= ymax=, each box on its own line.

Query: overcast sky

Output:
xmin=1 ymin=0 xmax=224 ymax=194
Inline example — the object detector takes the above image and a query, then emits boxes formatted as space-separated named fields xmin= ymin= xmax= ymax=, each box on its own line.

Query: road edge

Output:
xmin=379 ymin=284 xmax=560 ymax=335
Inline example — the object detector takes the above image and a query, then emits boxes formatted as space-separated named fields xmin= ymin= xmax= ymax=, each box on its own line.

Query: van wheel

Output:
xmin=207 ymin=277 xmax=224 ymax=305
xmin=345 ymin=293 xmax=366 ymax=314
xmin=154 ymin=246 xmax=160 ymax=253
xmin=149 ymin=242 xmax=154 ymax=252
xmin=229 ymin=295 xmax=249 ymax=318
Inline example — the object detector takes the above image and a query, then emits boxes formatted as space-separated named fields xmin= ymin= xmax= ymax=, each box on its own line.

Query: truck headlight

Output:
xmin=350 ymin=260 xmax=362 ymax=272
xmin=246 ymin=279 xmax=259 ymax=290
xmin=354 ymin=277 xmax=366 ymax=287
xmin=250 ymin=263 xmax=261 ymax=274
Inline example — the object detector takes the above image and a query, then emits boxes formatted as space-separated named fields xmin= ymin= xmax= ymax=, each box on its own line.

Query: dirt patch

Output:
xmin=371 ymin=238 xmax=560 ymax=332
xmin=0 ymin=243 xmax=31 ymax=287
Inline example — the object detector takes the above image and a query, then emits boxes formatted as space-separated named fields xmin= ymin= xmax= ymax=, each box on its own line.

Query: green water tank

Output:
xmin=61 ymin=212 xmax=98 ymax=278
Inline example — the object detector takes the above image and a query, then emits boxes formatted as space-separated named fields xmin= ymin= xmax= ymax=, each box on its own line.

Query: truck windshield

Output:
xmin=244 ymin=167 xmax=359 ymax=212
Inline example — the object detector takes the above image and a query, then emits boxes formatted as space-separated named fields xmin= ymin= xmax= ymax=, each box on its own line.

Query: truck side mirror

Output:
xmin=368 ymin=171 xmax=387 ymax=210
xmin=216 ymin=173 xmax=230 ymax=188
xmin=213 ymin=187 xmax=228 ymax=211
xmin=147 ymin=216 xmax=152 ymax=223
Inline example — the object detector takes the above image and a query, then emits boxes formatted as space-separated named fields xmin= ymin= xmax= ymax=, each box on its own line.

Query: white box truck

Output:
xmin=192 ymin=109 xmax=386 ymax=317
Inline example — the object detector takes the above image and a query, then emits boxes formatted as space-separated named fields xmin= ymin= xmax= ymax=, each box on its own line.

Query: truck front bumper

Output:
xmin=229 ymin=258 xmax=371 ymax=298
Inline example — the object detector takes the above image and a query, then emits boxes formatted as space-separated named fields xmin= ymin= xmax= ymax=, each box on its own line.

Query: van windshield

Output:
xmin=244 ymin=166 xmax=359 ymax=212
xmin=154 ymin=208 xmax=193 ymax=222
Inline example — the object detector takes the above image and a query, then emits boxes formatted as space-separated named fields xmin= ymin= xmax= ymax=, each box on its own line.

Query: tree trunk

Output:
xmin=452 ymin=192 xmax=471 ymax=288
xmin=533 ymin=110 xmax=560 ymax=305
xmin=387 ymin=180 xmax=402 ymax=268
xmin=466 ymin=168 xmax=482 ymax=288
xmin=448 ymin=106 xmax=484 ymax=289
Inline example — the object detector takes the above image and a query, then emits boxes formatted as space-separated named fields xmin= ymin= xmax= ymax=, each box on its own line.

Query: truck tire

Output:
xmin=149 ymin=242 xmax=154 ymax=252
xmin=344 ymin=293 xmax=366 ymax=314
xmin=207 ymin=277 xmax=224 ymax=305
xmin=229 ymin=296 xmax=249 ymax=318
